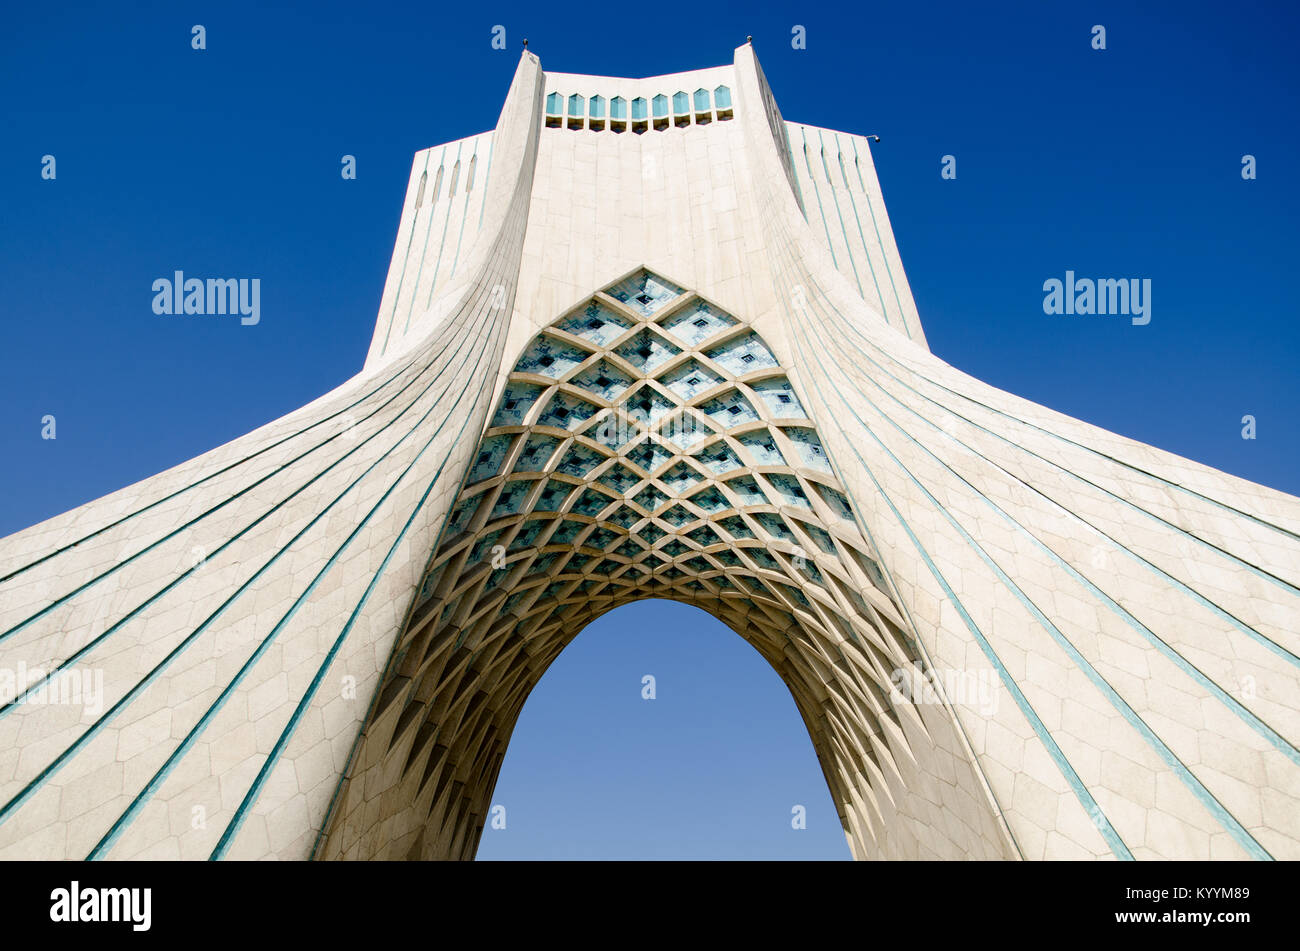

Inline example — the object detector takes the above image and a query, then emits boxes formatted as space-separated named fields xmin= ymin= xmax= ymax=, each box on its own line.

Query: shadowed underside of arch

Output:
xmin=315 ymin=269 xmax=1015 ymax=860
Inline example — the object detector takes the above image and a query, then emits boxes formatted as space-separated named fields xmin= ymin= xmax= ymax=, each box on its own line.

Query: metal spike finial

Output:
xmin=522 ymin=38 xmax=528 ymax=48
xmin=746 ymin=35 xmax=753 ymax=45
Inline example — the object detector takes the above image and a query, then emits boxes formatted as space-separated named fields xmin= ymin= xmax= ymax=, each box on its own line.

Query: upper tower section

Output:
xmin=365 ymin=44 xmax=927 ymax=368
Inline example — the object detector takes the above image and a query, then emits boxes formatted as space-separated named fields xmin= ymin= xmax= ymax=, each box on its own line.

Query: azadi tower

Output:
xmin=1 ymin=45 xmax=1297 ymax=862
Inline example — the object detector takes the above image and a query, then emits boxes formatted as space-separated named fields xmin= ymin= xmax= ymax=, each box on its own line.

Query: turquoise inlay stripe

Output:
xmin=448 ymin=140 xmax=478 ymax=279
xmin=476 ymin=136 xmax=495 ymax=231
xmin=83 ymin=284 xmax=510 ymax=860
xmin=0 ymin=303 xmax=494 ymax=830
xmin=832 ymin=132 xmax=892 ymax=328
xmin=381 ymin=149 xmax=434 ymax=356
xmin=418 ymin=141 xmax=464 ymax=320
xmin=816 ymin=128 xmax=863 ymax=299
xmin=786 ymin=280 xmax=1273 ymax=859
xmin=848 ymin=136 xmax=911 ymax=340
xmin=769 ymin=243 xmax=1131 ymax=860
xmin=404 ymin=143 xmax=456 ymax=339
xmin=798 ymin=126 xmax=839 ymax=271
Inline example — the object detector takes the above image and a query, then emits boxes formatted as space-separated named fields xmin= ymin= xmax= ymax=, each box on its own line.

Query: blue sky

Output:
xmin=2 ymin=1 xmax=1296 ymax=859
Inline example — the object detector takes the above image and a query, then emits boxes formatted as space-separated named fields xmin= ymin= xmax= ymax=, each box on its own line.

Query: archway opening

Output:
xmin=474 ymin=599 xmax=850 ymax=859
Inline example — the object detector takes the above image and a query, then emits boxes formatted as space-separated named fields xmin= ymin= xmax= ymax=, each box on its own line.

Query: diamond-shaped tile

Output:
xmin=556 ymin=300 xmax=634 ymax=347
xmin=625 ymin=439 xmax=674 ymax=475
xmin=536 ymin=391 xmax=601 ymax=431
xmin=571 ymin=360 xmax=634 ymax=402
xmin=660 ymin=358 xmax=723 ymax=401
xmin=605 ymin=269 xmax=684 ymax=316
xmin=660 ymin=301 xmax=737 ymax=346
xmin=614 ymin=329 xmax=681 ymax=375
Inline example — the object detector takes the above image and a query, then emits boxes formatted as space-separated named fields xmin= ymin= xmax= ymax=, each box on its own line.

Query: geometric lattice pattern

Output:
xmin=316 ymin=269 xmax=951 ymax=860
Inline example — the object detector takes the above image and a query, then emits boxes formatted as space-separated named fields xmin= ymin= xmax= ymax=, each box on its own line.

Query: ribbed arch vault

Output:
xmin=316 ymin=269 xmax=1009 ymax=860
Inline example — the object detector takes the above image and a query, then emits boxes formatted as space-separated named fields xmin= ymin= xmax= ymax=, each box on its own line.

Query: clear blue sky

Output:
xmin=1 ymin=1 xmax=1296 ymax=859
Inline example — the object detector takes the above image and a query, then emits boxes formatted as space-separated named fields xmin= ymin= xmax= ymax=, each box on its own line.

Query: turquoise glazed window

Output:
xmin=568 ymin=94 xmax=584 ymax=116
xmin=631 ymin=97 xmax=647 ymax=120
xmin=610 ymin=96 xmax=626 ymax=119
xmin=672 ymin=91 xmax=689 ymax=113
xmin=714 ymin=85 xmax=732 ymax=109
xmin=652 ymin=94 xmax=668 ymax=118
xmin=693 ymin=88 xmax=710 ymax=111
xmin=589 ymin=95 xmax=605 ymax=118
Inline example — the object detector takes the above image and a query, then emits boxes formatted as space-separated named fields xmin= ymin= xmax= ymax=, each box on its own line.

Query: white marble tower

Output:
xmin=1 ymin=46 xmax=1297 ymax=861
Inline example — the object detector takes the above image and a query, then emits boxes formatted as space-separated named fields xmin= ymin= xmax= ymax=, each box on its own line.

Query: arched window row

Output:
xmin=414 ymin=147 xmax=485 ymax=209
xmin=544 ymin=86 xmax=733 ymax=133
